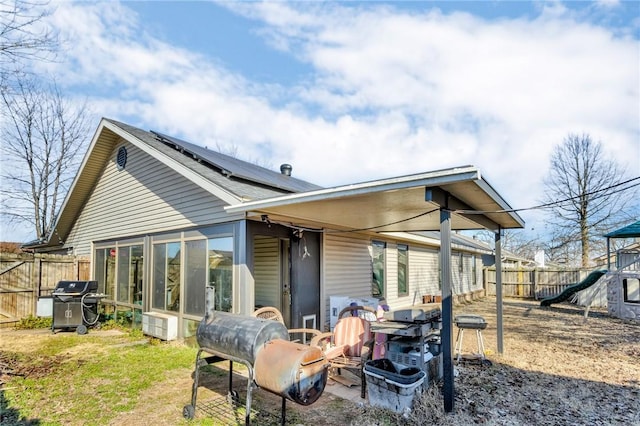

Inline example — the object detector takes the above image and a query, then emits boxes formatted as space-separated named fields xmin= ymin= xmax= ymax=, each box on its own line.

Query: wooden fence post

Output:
xmin=31 ymin=256 xmax=42 ymax=316
xmin=483 ymin=268 xmax=489 ymax=296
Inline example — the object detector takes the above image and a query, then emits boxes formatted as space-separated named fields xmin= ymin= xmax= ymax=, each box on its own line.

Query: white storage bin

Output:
xmin=364 ymin=368 xmax=425 ymax=413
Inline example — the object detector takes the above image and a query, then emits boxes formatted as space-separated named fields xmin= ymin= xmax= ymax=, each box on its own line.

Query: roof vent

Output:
xmin=116 ymin=146 xmax=127 ymax=171
xmin=280 ymin=164 xmax=292 ymax=176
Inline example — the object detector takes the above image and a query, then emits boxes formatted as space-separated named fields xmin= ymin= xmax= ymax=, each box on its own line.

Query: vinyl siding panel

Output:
xmin=388 ymin=243 xmax=442 ymax=309
xmin=322 ymin=233 xmax=372 ymax=329
xmin=385 ymin=243 xmax=401 ymax=307
xmin=409 ymin=246 xmax=440 ymax=300
xmin=373 ymin=239 xmax=482 ymax=309
xmin=452 ymin=253 xmax=463 ymax=294
xmin=254 ymin=236 xmax=280 ymax=308
xmin=455 ymin=253 xmax=483 ymax=296
xmin=66 ymin=141 xmax=242 ymax=255
xmin=471 ymin=255 xmax=483 ymax=292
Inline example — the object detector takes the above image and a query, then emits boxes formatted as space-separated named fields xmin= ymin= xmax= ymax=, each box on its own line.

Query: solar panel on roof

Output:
xmin=151 ymin=131 xmax=321 ymax=193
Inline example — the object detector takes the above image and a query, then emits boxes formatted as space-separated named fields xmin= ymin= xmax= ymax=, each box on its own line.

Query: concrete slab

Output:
xmin=322 ymin=371 xmax=367 ymax=404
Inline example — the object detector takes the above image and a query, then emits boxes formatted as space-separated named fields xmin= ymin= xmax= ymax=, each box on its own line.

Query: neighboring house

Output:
xmin=28 ymin=118 xmax=524 ymax=338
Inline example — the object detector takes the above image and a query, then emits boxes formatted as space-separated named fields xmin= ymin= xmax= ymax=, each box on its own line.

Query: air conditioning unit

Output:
xmin=142 ymin=312 xmax=178 ymax=341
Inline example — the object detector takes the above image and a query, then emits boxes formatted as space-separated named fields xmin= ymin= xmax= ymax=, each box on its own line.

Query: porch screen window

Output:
xmin=94 ymin=247 xmax=115 ymax=298
xmin=398 ymin=244 xmax=408 ymax=296
xmin=372 ymin=241 xmax=386 ymax=297
xmin=117 ymin=247 xmax=129 ymax=303
xmin=152 ymin=242 xmax=181 ymax=312
xmin=116 ymin=245 xmax=143 ymax=305
xmin=183 ymin=237 xmax=234 ymax=315
xmin=185 ymin=239 xmax=206 ymax=316
xmin=209 ymin=237 xmax=233 ymax=312
xmin=623 ymin=278 xmax=640 ymax=304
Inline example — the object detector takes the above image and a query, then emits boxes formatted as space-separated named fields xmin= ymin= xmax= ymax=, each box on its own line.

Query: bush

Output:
xmin=15 ymin=315 xmax=52 ymax=330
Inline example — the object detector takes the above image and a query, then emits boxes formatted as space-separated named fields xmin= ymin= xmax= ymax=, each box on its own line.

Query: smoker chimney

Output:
xmin=280 ymin=164 xmax=292 ymax=176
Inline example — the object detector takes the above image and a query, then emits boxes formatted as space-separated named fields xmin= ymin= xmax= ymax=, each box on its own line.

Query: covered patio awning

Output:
xmin=227 ymin=165 xmax=525 ymax=413
xmin=226 ymin=165 xmax=524 ymax=233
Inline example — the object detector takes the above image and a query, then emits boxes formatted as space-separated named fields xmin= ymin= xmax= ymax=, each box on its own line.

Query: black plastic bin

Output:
xmin=364 ymin=359 xmax=422 ymax=385
xmin=51 ymin=280 xmax=101 ymax=334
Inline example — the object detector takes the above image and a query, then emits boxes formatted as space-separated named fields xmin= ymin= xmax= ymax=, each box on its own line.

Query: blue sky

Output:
xmin=2 ymin=0 xmax=639 ymax=243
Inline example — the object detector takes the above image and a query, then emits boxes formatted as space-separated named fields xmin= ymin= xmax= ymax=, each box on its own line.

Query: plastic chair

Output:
xmin=310 ymin=305 xmax=376 ymax=398
xmin=252 ymin=306 xmax=285 ymax=323
xmin=251 ymin=306 xmax=321 ymax=345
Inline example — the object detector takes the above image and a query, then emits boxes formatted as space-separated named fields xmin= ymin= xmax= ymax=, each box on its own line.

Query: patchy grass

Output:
xmin=1 ymin=332 xmax=198 ymax=425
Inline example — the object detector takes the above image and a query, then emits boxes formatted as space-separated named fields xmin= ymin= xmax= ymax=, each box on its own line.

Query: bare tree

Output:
xmin=542 ymin=133 xmax=638 ymax=267
xmin=470 ymin=229 xmax=541 ymax=262
xmin=1 ymin=77 xmax=90 ymax=241
xmin=0 ymin=0 xmax=58 ymax=88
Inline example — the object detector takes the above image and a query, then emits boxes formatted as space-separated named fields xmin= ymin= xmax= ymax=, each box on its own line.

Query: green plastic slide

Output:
xmin=540 ymin=269 xmax=607 ymax=307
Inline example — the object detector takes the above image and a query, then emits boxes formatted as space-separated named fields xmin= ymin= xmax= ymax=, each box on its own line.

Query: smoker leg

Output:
xmin=183 ymin=349 xmax=204 ymax=420
xmin=281 ymin=397 xmax=286 ymax=425
xmin=192 ymin=349 xmax=204 ymax=407
xmin=226 ymin=361 xmax=239 ymax=404
xmin=245 ymin=371 xmax=254 ymax=426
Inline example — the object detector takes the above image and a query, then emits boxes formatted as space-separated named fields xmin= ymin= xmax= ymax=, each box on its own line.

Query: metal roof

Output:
xmin=226 ymin=166 xmax=525 ymax=233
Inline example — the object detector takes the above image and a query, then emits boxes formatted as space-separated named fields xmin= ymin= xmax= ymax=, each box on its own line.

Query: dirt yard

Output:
xmin=437 ymin=297 xmax=640 ymax=426
xmin=1 ymin=297 xmax=639 ymax=425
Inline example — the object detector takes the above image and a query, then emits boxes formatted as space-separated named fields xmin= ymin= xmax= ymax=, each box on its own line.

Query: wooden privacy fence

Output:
xmin=0 ymin=253 xmax=90 ymax=324
xmin=484 ymin=267 xmax=590 ymax=300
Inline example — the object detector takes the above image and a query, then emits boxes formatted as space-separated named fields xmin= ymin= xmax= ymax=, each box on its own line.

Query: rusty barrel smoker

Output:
xmin=183 ymin=287 xmax=329 ymax=425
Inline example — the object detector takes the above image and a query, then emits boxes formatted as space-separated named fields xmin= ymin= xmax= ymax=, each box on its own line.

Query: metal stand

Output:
xmin=454 ymin=315 xmax=491 ymax=366
xmin=183 ymin=349 xmax=287 ymax=425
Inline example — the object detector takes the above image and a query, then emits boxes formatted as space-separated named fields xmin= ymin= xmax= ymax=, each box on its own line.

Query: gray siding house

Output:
xmin=34 ymin=118 xmax=522 ymax=339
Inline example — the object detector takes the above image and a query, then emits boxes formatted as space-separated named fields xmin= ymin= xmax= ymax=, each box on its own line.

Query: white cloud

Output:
xmin=228 ymin=3 xmax=638 ymax=207
xmin=36 ymin=0 xmax=639 ymax=237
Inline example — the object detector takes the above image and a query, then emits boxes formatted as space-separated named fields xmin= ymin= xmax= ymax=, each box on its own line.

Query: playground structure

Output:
xmin=540 ymin=221 xmax=640 ymax=321
xmin=540 ymin=270 xmax=607 ymax=307
xmin=603 ymin=221 xmax=640 ymax=321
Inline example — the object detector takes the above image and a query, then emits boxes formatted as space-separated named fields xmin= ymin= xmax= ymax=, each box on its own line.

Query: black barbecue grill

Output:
xmin=51 ymin=280 xmax=104 ymax=334
xmin=454 ymin=314 xmax=491 ymax=366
